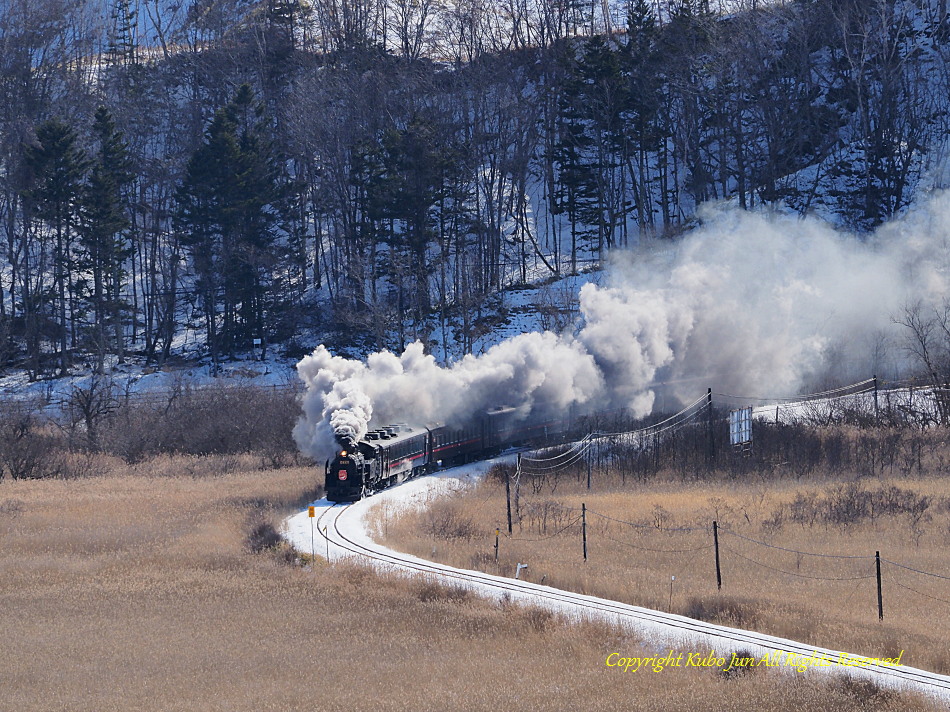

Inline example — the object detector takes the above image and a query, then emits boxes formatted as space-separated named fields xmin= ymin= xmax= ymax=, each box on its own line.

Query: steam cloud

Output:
xmin=294 ymin=196 xmax=950 ymax=460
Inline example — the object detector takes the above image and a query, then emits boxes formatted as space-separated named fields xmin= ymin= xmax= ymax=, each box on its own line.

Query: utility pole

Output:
xmin=582 ymin=503 xmax=588 ymax=562
xmin=876 ymin=551 xmax=884 ymax=621
xmin=873 ymin=375 xmax=879 ymax=423
xmin=505 ymin=469 xmax=513 ymax=534
xmin=713 ymin=520 xmax=722 ymax=590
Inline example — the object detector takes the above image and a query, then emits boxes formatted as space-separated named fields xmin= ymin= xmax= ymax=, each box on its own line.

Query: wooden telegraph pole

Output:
xmin=876 ymin=551 xmax=884 ymax=621
xmin=713 ymin=520 xmax=722 ymax=590
xmin=582 ymin=503 xmax=588 ymax=562
xmin=505 ymin=469 xmax=513 ymax=535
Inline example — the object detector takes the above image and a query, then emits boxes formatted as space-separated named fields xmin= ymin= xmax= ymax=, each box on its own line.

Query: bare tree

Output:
xmin=897 ymin=300 xmax=950 ymax=424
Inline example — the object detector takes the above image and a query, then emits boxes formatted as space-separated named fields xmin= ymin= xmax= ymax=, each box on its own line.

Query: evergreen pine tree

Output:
xmin=176 ymin=85 xmax=286 ymax=366
xmin=228 ymin=84 xmax=284 ymax=357
xmin=176 ymin=107 xmax=240 ymax=370
xmin=23 ymin=119 xmax=89 ymax=376
xmin=107 ymin=0 xmax=137 ymax=66
xmin=553 ymin=44 xmax=601 ymax=271
xmin=78 ymin=106 xmax=133 ymax=371
xmin=624 ymin=0 xmax=661 ymax=229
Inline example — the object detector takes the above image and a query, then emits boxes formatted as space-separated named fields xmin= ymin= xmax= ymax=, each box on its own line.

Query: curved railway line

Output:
xmin=286 ymin=477 xmax=950 ymax=703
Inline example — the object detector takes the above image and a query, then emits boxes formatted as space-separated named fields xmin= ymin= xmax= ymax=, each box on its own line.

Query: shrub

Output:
xmin=830 ymin=676 xmax=893 ymax=710
xmin=684 ymin=596 xmax=759 ymax=627
xmin=774 ymin=483 xmax=932 ymax=529
xmin=0 ymin=409 xmax=68 ymax=480
xmin=718 ymin=648 xmax=759 ymax=680
xmin=423 ymin=503 xmax=480 ymax=540
xmin=99 ymin=381 xmax=300 ymax=464
xmin=412 ymin=579 xmax=471 ymax=603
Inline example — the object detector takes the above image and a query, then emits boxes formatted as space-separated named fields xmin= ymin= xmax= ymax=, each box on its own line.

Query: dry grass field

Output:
xmin=0 ymin=457 xmax=942 ymax=711
xmin=376 ymin=463 xmax=950 ymax=679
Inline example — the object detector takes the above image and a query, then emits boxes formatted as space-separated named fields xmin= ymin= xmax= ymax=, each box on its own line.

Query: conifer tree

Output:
xmin=176 ymin=85 xmax=285 ymax=367
xmin=624 ymin=0 xmax=661 ymax=230
xmin=23 ymin=118 xmax=88 ymax=376
xmin=176 ymin=107 xmax=239 ymax=370
xmin=228 ymin=84 xmax=284 ymax=357
xmin=78 ymin=106 xmax=133 ymax=371
xmin=107 ymin=0 xmax=137 ymax=66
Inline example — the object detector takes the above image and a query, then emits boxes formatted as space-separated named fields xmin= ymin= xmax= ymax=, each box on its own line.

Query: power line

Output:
xmin=719 ymin=528 xmax=876 ymax=560
xmin=598 ymin=531 xmax=713 ymax=555
xmin=585 ymin=507 xmax=703 ymax=533
xmin=713 ymin=378 xmax=875 ymax=404
xmin=721 ymin=544 xmax=876 ymax=582
xmin=881 ymin=558 xmax=950 ymax=581
xmin=509 ymin=515 xmax=583 ymax=542
xmin=890 ymin=579 xmax=950 ymax=607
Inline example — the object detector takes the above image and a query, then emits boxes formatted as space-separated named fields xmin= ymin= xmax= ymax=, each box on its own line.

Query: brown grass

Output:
xmin=377 ymin=466 xmax=950 ymax=678
xmin=0 ymin=461 xmax=942 ymax=711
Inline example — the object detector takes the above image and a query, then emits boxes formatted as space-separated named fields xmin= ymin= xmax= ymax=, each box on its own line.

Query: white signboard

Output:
xmin=729 ymin=407 xmax=753 ymax=446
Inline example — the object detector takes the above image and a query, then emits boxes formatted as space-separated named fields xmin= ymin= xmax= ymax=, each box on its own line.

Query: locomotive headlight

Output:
xmin=340 ymin=450 xmax=347 ymax=457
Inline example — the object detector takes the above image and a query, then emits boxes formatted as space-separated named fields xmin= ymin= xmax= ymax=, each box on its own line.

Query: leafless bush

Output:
xmin=0 ymin=498 xmax=24 ymax=517
xmin=830 ymin=676 xmax=893 ymax=710
xmin=521 ymin=499 xmax=572 ymax=535
xmin=97 ymin=382 xmax=300 ymax=465
xmin=423 ymin=502 xmax=480 ymax=540
xmin=774 ymin=483 xmax=931 ymax=529
xmin=64 ymin=376 xmax=119 ymax=450
xmin=519 ymin=606 xmax=555 ymax=633
xmin=486 ymin=463 xmax=516 ymax=483
xmin=245 ymin=509 xmax=296 ymax=564
xmin=412 ymin=579 xmax=471 ymax=604
xmin=652 ymin=503 xmax=673 ymax=529
xmin=787 ymin=491 xmax=820 ymax=528
xmin=718 ymin=649 xmax=759 ymax=680
xmin=0 ymin=409 xmax=67 ymax=480
xmin=684 ymin=596 xmax=759 ymax=627
xmin=535 ymin=280 xmax=579 ymax=333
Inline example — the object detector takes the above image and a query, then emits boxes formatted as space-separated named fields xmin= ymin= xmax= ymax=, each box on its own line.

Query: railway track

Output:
xmin=292 ymin=484 xmax=950 ymax=702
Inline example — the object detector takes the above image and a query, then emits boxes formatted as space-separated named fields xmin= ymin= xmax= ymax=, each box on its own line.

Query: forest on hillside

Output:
xmin=1 ymin=0 xmax=949 ymax=378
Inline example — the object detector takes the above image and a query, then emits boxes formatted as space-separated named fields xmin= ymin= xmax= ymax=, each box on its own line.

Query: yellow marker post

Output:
xmin=308 ymin=506 xmax=316 ymax=567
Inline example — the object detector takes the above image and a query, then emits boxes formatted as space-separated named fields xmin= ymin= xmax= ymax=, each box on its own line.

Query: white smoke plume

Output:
xmin=294 ymin=195 xmax=950 ymax=461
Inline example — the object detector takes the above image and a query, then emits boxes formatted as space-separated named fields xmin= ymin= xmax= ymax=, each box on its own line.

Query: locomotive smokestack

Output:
xmin=334 ymin=431 xmax=355 ymax=450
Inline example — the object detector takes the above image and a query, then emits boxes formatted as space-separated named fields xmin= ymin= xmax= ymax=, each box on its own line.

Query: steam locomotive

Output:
xmin=324 ymin=408 xmax=574 ymax=502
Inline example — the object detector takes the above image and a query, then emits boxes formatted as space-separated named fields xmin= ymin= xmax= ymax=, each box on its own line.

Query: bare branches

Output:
xmin=896 ymin=300 xmax=950 ymax=424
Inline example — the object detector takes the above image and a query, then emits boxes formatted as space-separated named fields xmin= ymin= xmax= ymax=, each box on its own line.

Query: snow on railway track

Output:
xmin=282 ymin=460 xmax=950 ymax=702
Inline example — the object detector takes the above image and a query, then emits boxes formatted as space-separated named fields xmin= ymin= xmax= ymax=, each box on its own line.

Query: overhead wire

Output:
xmin=889 ymin=579 xmax=950 ymax=607
xmin=520 ymin=395 xmax=711 ymax=478
xmin=585 ymin=507 xmax=704 ymax=533
xmin=719 ymin=528 xmax=876 ymax=560
xmin=597 ymin=530 xmax=713 ymax=554
xmin=521 ymin=434 xmax=595 ymax=464
xmin=713 ymin=378 xmax=876 ymax=403
xmin=721 ymin=544 xmax=876 ymax=582
xmin=881 ymin=558 xmax=950 ymax=581
xmin=509 ymin=515 xmax=583 ymax=542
